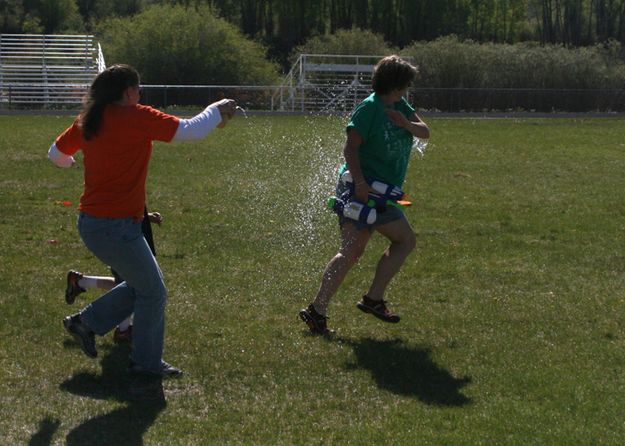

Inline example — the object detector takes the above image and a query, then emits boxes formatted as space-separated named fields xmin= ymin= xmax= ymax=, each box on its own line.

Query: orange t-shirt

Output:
xmin=55 ymin=104 xmax=180 ymax=220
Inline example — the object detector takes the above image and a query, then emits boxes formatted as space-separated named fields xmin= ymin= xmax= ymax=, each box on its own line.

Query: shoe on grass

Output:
xmin=356 ymin=295 xmax=400 ymax=323
xmin=63 ymin=313 xmax=97 ymax=358
xmin=299 ymin=304 xmax=330 ymax=335
xmin=129 ymin=360 xmax=183 ymax=378
xmin=65 ymin=270 xmax=85 ymax=305
xmin=113 ymin=325 xmax=132 ymax=344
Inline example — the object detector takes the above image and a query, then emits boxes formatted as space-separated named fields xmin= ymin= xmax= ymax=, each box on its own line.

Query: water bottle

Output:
xmin=341 ymin=170 xmax=405 ymax=201
xmin=340 ymin=170 xmax=353 ymax=185
xmin=369 ymin=180 xmax=405 ymax=200
xmin=327 ymin=197 xmax=377 ymax=224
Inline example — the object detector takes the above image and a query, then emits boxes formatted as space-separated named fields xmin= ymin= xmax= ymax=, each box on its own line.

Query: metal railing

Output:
xmin=2 ymin=83 xmax=624 ymax=113
xmin=273 ymin=54 xmax=414 ymax=113
xmin=139 ymin=85 xmax=625 ymax=114
xmin=408 ymin=87 xmax=625 ymax=113
xmin=0 ymin=33 xmax=104 ymax=107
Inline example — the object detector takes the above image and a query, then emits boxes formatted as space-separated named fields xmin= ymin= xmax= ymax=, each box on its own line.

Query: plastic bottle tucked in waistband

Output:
xmin=340 ymin=170 xmax=405 ymax=201
xmin=340 ymin=170 xmax=354 ymax=186
xmin=327 ymin=196 xmax=377 ymax=224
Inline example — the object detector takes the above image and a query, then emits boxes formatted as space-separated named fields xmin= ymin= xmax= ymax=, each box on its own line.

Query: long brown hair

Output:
xmin=79 ymin=64 xmax=140 ymax=140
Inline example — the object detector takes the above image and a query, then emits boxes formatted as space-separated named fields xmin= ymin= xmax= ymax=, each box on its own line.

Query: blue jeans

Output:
xmin=77 ymin=212 xmax=167 ymax=372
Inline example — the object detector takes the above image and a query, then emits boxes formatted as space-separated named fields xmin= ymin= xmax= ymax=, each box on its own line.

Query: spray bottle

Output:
xmin=340 ymin=170 xmax=407 ymax=201
xmin=327 ymin=196 xmax=377 ymax=224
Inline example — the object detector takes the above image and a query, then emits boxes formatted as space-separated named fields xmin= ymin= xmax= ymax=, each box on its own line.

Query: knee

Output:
xmin=159 ymin=282 xmax=168 ymax=300
xmin=408 ymin=232 xmax=417 ymax=251
xmin=157 ymin=281 xmax=167 ymax=303
xmin=338 ymin=248 xmax=365 ymax=266
xmin=152 ymin=281 xmax=168 ymax=312
xmin=399 ymin=232 xmax=417 ymax=253
xmin=140 ymin=277 xmax=167 ymax=304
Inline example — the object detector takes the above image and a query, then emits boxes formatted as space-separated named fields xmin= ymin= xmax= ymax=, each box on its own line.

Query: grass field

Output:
xmin=1 ymin=114 xmax=625 ymax=445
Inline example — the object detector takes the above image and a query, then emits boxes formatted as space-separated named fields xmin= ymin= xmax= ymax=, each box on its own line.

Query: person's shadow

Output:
xmin=28 ymin=416 xmax=61 ymax=446
xmin=336 ymin=336 xmax=471 ymax=406
xmin=31 ymin=342 xmax=167 ymax=446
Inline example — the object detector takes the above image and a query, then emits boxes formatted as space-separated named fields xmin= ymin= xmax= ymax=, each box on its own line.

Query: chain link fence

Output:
xmin=140 ymin=85 xmax=625 ymax=113
xmin=409 ymin=88 xmax=625 ymax=113
xmin=2 ymin=84 xmax=624 ymax=113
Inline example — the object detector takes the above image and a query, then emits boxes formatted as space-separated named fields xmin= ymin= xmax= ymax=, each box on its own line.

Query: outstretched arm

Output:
xmin=173 ymin=99 xmax=237 ymax=141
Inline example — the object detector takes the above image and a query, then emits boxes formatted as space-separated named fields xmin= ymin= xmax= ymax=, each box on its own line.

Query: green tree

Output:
xmin=76 ymin=0 xmax=144 ymax=21
xmin=290 ymin=27 xmax=395 ymax=62
xmin=97 ymin=3 xmax=279 ymax=84
xmin=468 ymin=0 xmax=528 ymax=42
xmin=0 ymin=0 xmax=25 ymax=33
xmin=27 ymin=0 xmax=83 ymax=33
xmin=403 ymin=35 xmax=625 ymax=89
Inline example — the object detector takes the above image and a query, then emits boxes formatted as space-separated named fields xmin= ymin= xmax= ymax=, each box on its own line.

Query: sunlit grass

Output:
xmin=1 ymin=115 xmax=625 ymax=444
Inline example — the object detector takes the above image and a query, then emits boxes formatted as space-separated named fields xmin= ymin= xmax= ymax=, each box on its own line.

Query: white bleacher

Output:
xmin=274 ymin=54 xmax=414 ymax=113
xmin=0 ymin=33 xmax=105 ymax=107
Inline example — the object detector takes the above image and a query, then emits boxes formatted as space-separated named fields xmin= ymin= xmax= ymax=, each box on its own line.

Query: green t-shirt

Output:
xmin=344 ymin=92 xmax=415 ymax=187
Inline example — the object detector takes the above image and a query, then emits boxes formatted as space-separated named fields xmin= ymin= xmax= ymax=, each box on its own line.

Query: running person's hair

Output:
xmin=80 ymin=64 xmax=140 ymax=140
xmin=371 ymin=55 xmax=418 ymax=95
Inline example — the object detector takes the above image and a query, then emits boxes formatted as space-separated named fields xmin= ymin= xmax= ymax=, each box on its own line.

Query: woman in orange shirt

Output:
xmin=49 ymin=64 xmax=236 ymax=377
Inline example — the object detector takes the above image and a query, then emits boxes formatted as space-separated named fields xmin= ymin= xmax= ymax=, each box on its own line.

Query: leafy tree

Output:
xmin=290 ymin=28 xmax=395 ymax=62
xmin=76 ymin=0 xmax=144 ymax=21
xmin=97 ymin=3 xmax=279 ymax=84
xmin=0 ymin=0 xmax=25 ymax=33
xmin=403 ymin=35 xmax=625 ymax=89
xmin=26 ymin=0 xmax=83 ymax=33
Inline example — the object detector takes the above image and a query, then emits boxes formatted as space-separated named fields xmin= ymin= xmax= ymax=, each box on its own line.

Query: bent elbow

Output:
xmin=48 ymin=144 xmax=75 ymax=168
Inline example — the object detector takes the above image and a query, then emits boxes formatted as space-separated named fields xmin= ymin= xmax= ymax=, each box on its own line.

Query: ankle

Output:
xmin=78 ymin=314 xmax=93 ymax=332
xmin=310 ymin=303 xmax=327 ymax=318
xmin=363 ymin=294 xmax=382 ymax=304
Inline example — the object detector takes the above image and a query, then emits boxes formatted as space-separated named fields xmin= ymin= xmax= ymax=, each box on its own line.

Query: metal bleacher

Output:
xmin=0 ymin=33 xmax=105 ymax=108
xmin=273 ymin=54 xmax=414 ymax=113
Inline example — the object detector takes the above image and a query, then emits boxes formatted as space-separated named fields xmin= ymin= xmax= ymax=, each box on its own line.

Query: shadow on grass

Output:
xmin=336 ymin=337 xmax=471 ymax=406
xmin=43 ymin=342 xmax=167 ymax=446
xmin=28 ymin=416 xmax=60 ymax=446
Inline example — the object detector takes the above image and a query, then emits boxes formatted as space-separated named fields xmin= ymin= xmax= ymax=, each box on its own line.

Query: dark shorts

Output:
xmin=335 ymin=181 xmax=406 ymax=232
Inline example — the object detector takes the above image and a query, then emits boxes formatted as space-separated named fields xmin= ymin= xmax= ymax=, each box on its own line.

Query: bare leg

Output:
xmin=95 ymin=277 xmax=116 ymax=290
xmin=312 ymin=223 xmax=372 ymax=315
xmin=78 ymin=275 xmax=117 ymax=291
xmin=367 ymin=217 xmax=416 ymax=300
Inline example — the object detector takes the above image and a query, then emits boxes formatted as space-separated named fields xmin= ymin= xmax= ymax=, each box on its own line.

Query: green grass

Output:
xmin=2 ymin=114 xmax=625 ymax=445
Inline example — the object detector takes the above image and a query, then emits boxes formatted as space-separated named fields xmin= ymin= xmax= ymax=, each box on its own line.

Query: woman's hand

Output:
xmin=147 ymin=212 xmax=163 ymax=225
xmin=388 ymin=110 xmax=430 ymax=139
xmin=354 ymin=181 xmax=369 ymax=204
xmin=384 ymin=108 xmax=410 ymax=128
xmin=214 ymin=99 xmax=237 ymax=126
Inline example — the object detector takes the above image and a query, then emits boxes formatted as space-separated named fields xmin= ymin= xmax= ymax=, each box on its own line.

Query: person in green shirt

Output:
xmin=300 ymin=55 xmax=430 ymax=335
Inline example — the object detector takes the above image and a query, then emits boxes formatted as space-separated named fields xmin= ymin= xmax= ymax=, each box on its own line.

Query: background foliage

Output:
xmin=96 ymin=4 xmax=279 ymax=85
xmin=4 ymin=1 xmax=625 ymax=50
xmin=2 ymin=0 xmax=625 ymax=87
xmin=290 ymin=28 xmax=398 ymax=64
xmin=404 ymin=35 xmax=625 ymax=88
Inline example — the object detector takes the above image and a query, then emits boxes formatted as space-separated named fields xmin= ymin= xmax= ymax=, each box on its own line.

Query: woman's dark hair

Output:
xmin=79 ymin=64 xmax=140 ymax=140
xmin=371 ymin=55 xmax=418 ymax=95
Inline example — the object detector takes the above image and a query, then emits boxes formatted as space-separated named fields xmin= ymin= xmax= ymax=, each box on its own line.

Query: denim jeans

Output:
xmin=77 ymin=212 xmax=167 ymax=372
